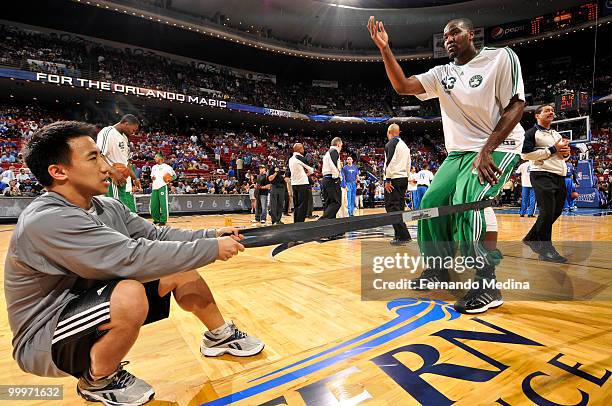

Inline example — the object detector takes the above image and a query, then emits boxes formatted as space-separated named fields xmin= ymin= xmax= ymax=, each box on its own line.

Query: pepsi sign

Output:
xmin=487 ymin=20 xmax=529 ymax=42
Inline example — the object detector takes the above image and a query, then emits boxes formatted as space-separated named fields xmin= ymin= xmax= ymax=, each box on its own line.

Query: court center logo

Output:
xmin=469 ymin=75 xmax=483 ymax=88
xmin=202 ymin=299 xmax=460 ymax=405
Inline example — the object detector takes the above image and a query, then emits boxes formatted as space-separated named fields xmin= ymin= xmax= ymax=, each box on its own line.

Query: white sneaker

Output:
xmin=200 ymin=322 xmax=264 ymax=357
xmin=77 ymin=361 xmax=154 ymax=406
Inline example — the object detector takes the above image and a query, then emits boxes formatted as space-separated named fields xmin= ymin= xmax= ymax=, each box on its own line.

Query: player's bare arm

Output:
xmin=109 ymin=165 xmax=127 ymax=186
xmin=367 ymin=16 xmax=425 ymax=96
xmin=473 ymin=95 xmax=525 ymax=185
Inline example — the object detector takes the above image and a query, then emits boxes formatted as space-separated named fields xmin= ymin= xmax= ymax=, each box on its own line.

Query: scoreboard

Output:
xmin=487 ymin=2 xmax=599 ymax=42
xmin=556 ymin=93 xmax=577 ymax=112
xmin=555 ymin=92 xmax=590 ymax=112
xmin=530 ymin=3 xmax=598 ymax=35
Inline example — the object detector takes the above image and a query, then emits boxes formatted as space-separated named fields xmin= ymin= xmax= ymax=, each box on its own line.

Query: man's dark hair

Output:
xmin=535 ymin=104 xmax=554 ymax=116
xmin=447 ymin=17 xmax=474 ymax=31
xmin=23 ymin=120 xmax=97 ymax=187
xmin=119 ymin=114 xmax=139 ymax=125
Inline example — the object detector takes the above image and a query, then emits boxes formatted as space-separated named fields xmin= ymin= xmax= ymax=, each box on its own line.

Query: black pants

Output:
xmin=525 ymin=172 xmax=566 ymax=243
xmin=269 ymin=187 xmax=286 ymax=224
xmin=254 ymin=191 xmax=261 ymax=220
xmin=293 ymin=184 xmax=309 ymax=223
xmin=307 ymin=188 xmax=314 ymax=217
xmin=320 ymin=177 xmax=341 ymax=220
xmin=283 ymin=187 xmax=290 ymax=215
xmin=384 ymin=177 xmax=410 ymax=240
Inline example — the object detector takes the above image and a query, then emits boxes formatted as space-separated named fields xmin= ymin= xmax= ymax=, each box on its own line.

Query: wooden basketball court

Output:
xmin=1 ymin=209 xmax=610 ymax=405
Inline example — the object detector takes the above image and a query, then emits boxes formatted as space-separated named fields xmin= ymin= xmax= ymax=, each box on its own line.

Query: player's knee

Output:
xmin=110 ymin=280 xmax=149 ymax=324
xmin=174 ymin=271 xmax=215 ymax=312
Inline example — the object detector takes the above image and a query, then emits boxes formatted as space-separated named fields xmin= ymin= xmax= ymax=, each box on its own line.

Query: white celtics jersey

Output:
xmin=97 ymin=126 xmax=130 ymax=165
xmin=415 ymin=47 xmax=525 ymax=154
xmin=97 ymin=125 xmax=132 ymax=190
xmin=151 ymin=163 xmax=176 ymax=190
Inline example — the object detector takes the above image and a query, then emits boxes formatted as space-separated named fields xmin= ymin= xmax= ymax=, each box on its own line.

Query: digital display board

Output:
xmin=556 ymin=93 xmax=577 ymax=112
xmin=530 ymin=3 xmax=598 ymax=35
xmin=487 ymin=2 xmax=599 ymax=42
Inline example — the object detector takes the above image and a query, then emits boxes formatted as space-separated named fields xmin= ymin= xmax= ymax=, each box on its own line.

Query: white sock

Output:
xmin=210 ymin=322 xmax=230 ymax=336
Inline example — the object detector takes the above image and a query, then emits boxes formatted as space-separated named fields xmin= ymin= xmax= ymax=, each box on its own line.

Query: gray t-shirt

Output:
xmin=5 ymin=192 xmax=219 ymax=377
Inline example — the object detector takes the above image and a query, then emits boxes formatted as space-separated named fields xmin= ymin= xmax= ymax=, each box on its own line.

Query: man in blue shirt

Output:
xmin=563 ymin=161 xmax=579 ymax=212
xmin=341 ymin=157 xmax=360 ymax=216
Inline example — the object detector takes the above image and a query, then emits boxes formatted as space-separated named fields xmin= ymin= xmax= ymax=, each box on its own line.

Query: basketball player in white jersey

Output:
xmin=97 ymin=114 xmax=140 ymax=212
xmin=369 ymin=16 xmax=525 ymax=313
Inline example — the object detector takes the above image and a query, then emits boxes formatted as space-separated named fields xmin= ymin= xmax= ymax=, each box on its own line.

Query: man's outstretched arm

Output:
xmin=368 ymin=16 xmax=426 ymax=96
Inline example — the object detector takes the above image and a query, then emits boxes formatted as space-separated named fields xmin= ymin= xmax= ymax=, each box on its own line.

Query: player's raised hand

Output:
xmin=368 ymin=16 xmax=389 ymax=50
xmin=216 ymin=236 xmax=244 ymax=261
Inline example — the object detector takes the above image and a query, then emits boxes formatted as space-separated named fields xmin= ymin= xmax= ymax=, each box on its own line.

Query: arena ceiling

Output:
xmin=165 ymin=0 xmax=586 ymax=50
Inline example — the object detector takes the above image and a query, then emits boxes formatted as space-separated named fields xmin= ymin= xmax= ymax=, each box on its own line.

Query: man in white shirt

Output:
xmin=521 ymin=105 xmax=570 ymax=263
xmin=17 ymin=168 xmax=31 ymax=183
xmin=1 ymin=165 xmax=16 ymax=185
xmin=149 ymin=153 xmax=176 ymax=226
xmin=320 ymin=137 xmax=343 ymax=220
xmin=96 ymin=115 xmax=140 ymax=213
xmin=414 ymin=164 xmax=434 ymax=209
xmin=369 ymin=16 xmax=525 ymax=313
xmin=383 ymin=124 xmax=411 ymax=244
xmin=515 ymin=160 xmax=535 ymax=217
xmin=289 ymin=143 xmax=314 ymax=223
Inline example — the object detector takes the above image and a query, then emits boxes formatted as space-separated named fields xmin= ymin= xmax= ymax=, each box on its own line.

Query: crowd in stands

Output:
xmin=134 ymin=0 xmax=430 ymax=54
xmin=3 ymin=24 xmax=612 ymax=119
xmin=1 ymin=23 xmax=437 ymax=117
xmin=2 ymin=101 xmax=612 ymax=207
xmin=2 ymin=21 xmax=612 ymax=206
xmin=0 ymin=103 xmax=448 ymax=200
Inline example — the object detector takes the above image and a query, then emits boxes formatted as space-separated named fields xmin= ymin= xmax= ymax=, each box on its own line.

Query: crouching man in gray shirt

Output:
xmin=5 ymin=121 xmax=264 ymax=406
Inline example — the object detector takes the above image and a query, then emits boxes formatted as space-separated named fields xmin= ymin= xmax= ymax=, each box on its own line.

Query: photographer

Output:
xmin=267 ymin=161 xmax=287 ymax=225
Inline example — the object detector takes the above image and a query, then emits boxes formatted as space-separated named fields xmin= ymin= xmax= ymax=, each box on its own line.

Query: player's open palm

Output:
xmin=368 ymin=16 xmax=388 ymax=50
xmin=216 ymin=236 xmax=244 ymax=261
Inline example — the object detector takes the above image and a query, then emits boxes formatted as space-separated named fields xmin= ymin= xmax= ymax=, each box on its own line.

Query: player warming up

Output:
xmin=5 ymin=121 xmax=264 ymax=406
xmin=96 ymin=114 xmax=141 ymax=213
xmin=149 ymin=153 xmax=176 ymax=226
xmin=368 ymin=16 xmax=526 ymax=313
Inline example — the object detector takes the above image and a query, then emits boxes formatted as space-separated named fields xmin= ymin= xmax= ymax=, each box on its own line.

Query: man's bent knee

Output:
xmin=110 ymin=280 xmax=148 ymax=324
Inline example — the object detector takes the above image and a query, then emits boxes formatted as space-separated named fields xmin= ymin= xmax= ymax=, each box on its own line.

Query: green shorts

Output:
xmin=417 ymin=151 xmax=519 ymax=266
xmin=107 ymin=182 xmax=137 ymax=213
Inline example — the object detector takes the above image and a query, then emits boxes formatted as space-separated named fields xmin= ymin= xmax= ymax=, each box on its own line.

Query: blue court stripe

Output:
xmin=201 ymin=302 xmax=452 ymax=406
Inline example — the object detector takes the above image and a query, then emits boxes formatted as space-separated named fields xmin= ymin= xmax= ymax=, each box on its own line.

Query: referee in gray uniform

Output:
xmin=384 ymin=124 xmax=412 ymax=245
xmin=521 ymin=104 xmax=570 ymax=263
xmin=320 ymin=137 xmax=343 ymax=220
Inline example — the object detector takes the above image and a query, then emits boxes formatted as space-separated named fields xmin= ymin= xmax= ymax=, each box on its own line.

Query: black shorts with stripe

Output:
xmin=51 ymin=279 xmax=170 ymax=377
